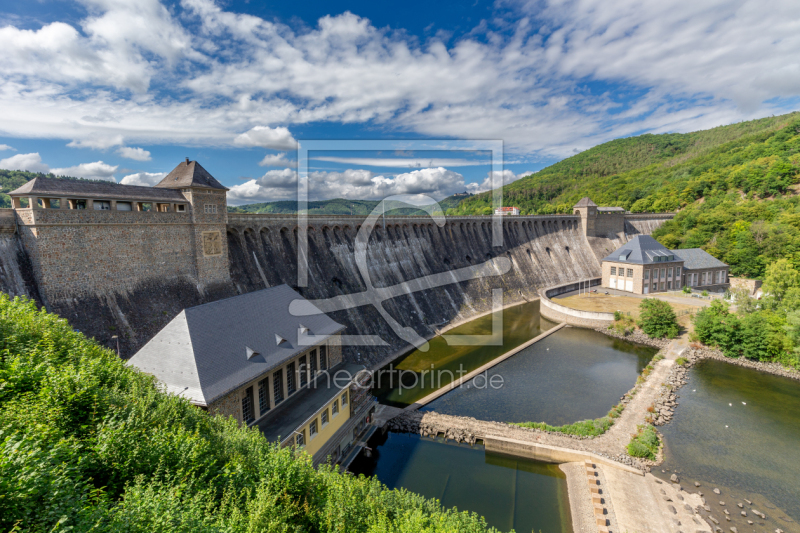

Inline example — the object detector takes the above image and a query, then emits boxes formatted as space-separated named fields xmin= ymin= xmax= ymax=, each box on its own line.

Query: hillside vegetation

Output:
xmin=228 ymin=194 xmax=470 ymax=215
xmin=450 ymin=112 xmax=800 ymax=215
xmin=0 ymin=295 xmax=495 ymax=533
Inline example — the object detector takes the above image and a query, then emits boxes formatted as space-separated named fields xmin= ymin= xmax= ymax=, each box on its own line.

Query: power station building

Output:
xmin=601 ymin=235 xmax=729 ymax=294
xmin=127 ymin=284 xmax=377 ymax=466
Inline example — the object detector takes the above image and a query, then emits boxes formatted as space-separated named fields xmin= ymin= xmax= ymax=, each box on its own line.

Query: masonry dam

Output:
xmin=0 ymin=196 xmax=671 ymax=365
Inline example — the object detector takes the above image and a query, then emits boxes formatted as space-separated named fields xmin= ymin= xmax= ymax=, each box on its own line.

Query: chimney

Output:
xmin=185 ymin=157 xmax=190 ymax=164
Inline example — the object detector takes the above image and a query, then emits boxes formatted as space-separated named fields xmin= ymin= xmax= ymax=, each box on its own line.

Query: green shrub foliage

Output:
xmin=0 ymin=295 xmax=495 ymax=533
xmin=626 ymin=425 xmax=660 ymax=460
xmin=638 ymin=299 xmax=679 ymax=339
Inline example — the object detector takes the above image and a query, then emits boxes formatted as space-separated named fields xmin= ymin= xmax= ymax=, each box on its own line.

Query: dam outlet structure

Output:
xmin=0 ymin=164 xmax=673 ymax=365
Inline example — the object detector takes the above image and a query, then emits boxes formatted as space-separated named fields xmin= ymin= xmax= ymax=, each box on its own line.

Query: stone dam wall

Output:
xmin=0 ymin=208 xmax=670 ymax=363
xmin=225 ymin=214 xmax=601 ymax=366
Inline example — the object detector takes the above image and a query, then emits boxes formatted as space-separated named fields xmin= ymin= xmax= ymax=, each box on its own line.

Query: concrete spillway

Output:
xmin=225 ymin=214 xmax=604 ymax=365
xmin=0 ymin=232 xmax=41 ymax=302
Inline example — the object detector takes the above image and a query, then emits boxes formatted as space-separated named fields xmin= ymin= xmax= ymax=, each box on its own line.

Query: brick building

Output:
xmin=601 ymin=235 xmax=728 ymax=294
xmin=127 ymin=284 xmax=377 ymax=466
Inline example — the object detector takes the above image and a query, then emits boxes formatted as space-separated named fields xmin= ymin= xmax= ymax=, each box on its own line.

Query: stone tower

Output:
xmin=155 ymin=159 xmax=231 ymax=289
xmin=573 ymin=197 xmax=598 ymax=237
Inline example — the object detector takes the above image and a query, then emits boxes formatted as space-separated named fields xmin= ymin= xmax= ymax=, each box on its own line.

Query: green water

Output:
xmin=349 ymin=432 xmax=572 ymax=533
xmin=659 ymin=359 xmax=800 ymax=529
xmin=372 ymin=301 xmax=557 ymax=407
xmin=420 ymin=326 xmax=657 ymax=425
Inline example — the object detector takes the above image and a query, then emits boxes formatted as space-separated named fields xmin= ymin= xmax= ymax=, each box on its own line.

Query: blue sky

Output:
xmin=0 ymin=0 xmax=799 ymax=204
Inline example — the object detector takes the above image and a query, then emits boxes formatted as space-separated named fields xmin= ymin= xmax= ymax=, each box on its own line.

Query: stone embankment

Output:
xmin=685 ymin=345 xmax=800 ymax=381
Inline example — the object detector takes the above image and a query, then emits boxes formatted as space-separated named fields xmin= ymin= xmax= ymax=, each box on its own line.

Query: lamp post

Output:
xmin=111 ymin=335 xmax=119 ymax=356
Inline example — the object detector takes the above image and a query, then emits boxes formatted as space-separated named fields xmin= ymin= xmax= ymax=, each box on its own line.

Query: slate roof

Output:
xmin=602 ymin=235 xmax=682 ymax=265
xmin=670 ymin=248 xmax=727 ymax=270
xmin=127 ymin=285 xmax=346 ymax=406
xmin=573 ymin=197 xmax=598 ymax=207
xmin=257 ymin=362 xmax=365 ymax=444
xmin=8 ymin=176 xmax=186 ymax=202
xmin=155 ymin=159 xmax=228 ymax=190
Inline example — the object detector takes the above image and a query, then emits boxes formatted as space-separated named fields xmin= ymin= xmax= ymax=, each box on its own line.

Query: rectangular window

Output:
xmin=321 ymin=408 xmax=329 ymax=426
xmin=310 ymin=349 xmax=318 ymax=375
xmin=204 ymin=204 xmax=217 ymax=214
xmin=287 ymin=362 xmax=296 ymax=395
xmin=299 ymin=355 xmax=308 ymax=388
xmin=610 ymin=266 xmax=616 ymax=275
xmin=667 ymin=267 xmax=673 ymax=278
xmin=116 ymin=202 xmax=132 ymax=211
xmin=627 ymin=268 xmax=633 ymax=278
xmin=660 ymin=282 xmax=665 ymax=291
xmin=652 ymin=283 xmax=657 ymax=291
xmin=296 ymin=430 xmax=305 ymax=447
xmin=341 ymin=391 xmax=348 ymax=407
xmin=310 ymin=420 xmax=318 ymax=438
xmin=644 ymin=270 xmax=649 ymax=280
xmin=332 ymin=399 xmax=339 ymax=416
xmin=94 ymin=200 xmax=111 ymax=210
xmin=660 ymin=268 xmax=666 ymax=280
xmin=242 ymin=386 xmax=254 ymax=423
xmin=320 ymin=345 xmax=328 ymax=370
xmin=273 ymin=369 xmax=284 ymax=405
xmin=258 ymin=377 xmax=270 ymax=415
xmin=675 ymin=266 xmax=681 ymax=276
xmin=176 ymin=204 xmax=186 ymax=212
xmin=667 ymin=281 xmax=672 ymax=290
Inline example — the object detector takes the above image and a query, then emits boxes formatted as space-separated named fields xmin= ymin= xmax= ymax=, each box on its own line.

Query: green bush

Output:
xmin=702 ymin=290 xmax=709 ymax=297
xmin=513 ymin=416 xmax=614 ymax=437
xmin=675 ymin=357 xmax=689 ymax=366
xmin=682 ymin=286 xmax=691 ymax=294
xmin=638 ymin=299 xmax=680 ymax=338
xmin=614 ymin=310 xmax=623 ymax=321
xmin=627 ymin=425 xmax=660 ymax=460
xmin=0 ymin=295 xmax=495 ymax=533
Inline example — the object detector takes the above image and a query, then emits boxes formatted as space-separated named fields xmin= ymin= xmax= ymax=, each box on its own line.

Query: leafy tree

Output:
xmin=740 ymin=311 xmax=788 ymax=361
xmin=763 ymin=258 xmax=800 ymax=302
xmin=693 ymin=300 xmax=742 ymax=356
xmin=638 ymin=298 xmax=679 ymax=339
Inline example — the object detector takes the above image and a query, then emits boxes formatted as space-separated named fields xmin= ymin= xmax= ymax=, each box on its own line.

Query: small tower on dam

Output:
xmin=573 ymin=196 xmax=625 ymax=238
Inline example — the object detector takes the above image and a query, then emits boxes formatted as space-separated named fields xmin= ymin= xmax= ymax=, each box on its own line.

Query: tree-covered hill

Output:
xmin=228 ymin=193 xmax=471 ymax=216
xmin=450 ymin=112 xmax=800 ymax=216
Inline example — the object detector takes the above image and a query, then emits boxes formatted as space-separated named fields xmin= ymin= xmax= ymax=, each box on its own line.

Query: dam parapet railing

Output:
xmin=539 ymin=278 xmax=615 ymax=327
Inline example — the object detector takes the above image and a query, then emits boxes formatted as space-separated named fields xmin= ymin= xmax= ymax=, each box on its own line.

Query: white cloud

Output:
xmin=469 ymin=170 xmax=534 ymax=193
xmin=227 ymin=166 xmax=475 ymax=204
xmin=0 ymin=0 xmax=797 ymax=160
xmin=67 ymin=135 xmax=125 ymax=150
xmin=0 ymin=153 xmax=50 ymax=173
xmin=234 ymin=126 xmax=298 ymax=151
xmin=313 ymin=156 xmax=490 ymax=168
xmin=0 ymin=144 xmax=15 ymax=151
xmin=119 ymin=171 xmax=166 ymax=186
xmin=117 ymin=146 xmax=152 ymax=161
xmin=51 ymin=161 xmax=118 ymax=181
xmin=259 ymin=153 xmax=297 ymax=167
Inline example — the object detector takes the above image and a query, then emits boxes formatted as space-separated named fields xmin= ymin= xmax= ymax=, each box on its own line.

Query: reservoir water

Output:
xmin=420 ymin=326 xmax=657 ymax=424
xmin=658 ymin=359 xmax=800 ymax=530
xmin=349 ymin=431 xmax=572 ymax=533
xmin=372 ymin=301 xmax=557 ymax=407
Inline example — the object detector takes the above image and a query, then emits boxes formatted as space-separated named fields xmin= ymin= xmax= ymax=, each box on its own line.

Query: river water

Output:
xmin=658 ymin=359 xmax=800 ymax=530
xmin=372 ymin=301 xmax=557 ymax=407
xmin=420 ymin=326 xmax=657 ymax=425
xmin=349 ymin=431 xmax=572 ymax=533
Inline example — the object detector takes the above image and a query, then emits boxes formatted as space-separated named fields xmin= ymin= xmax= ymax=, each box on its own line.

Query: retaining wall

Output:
xmin=539 ymin=279 xmax=615 ymax=327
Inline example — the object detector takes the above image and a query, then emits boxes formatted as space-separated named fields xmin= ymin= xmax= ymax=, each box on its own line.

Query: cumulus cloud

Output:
xmin=227 ymin=167 xmax=476 ymax=205
xmin=0 ymin=153 xmax=50 ymax=173
xmin=469 ymin=170 xmax=534 ymax=193
xmin=51 ymin=161 xmax=118 ymax=181
xmin=0 ymin=0 xmax=798 ymax=159
xmin=119 ymin=171 xmax=167 ymax=186
xmin=234 ymin=126 xmax=298 ymax=151
xmin=117 ymin=146 xmax=152 ymax=161
xmin=67 ymin=135 xmax=125 ymax=150
xmin=0 ymin=144 xmax=15 ymax=151
xmin=259 ymin=153 xmax=297 ymax=167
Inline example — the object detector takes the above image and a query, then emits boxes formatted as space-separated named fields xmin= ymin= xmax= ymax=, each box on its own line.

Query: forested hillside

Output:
xmin=228 ymin=194 xmax=470 ymax=215
xmin=450 ymin=112 xmax=800 ymax=216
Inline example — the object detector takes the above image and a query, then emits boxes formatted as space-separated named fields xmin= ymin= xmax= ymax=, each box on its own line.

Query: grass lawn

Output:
xmin=558 ymin=294 xmax=701 ymax=327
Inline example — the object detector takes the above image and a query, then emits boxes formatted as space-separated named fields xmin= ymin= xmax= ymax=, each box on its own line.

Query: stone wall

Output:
xmin=538 ymin=279 xmax=614 ymax=327
xmin=226 ymin=214 xmax=601 ymax=365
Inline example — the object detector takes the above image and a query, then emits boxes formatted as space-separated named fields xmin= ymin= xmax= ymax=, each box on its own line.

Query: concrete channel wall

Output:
xmin=539 ymin=279 xmax=615 ymax=327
